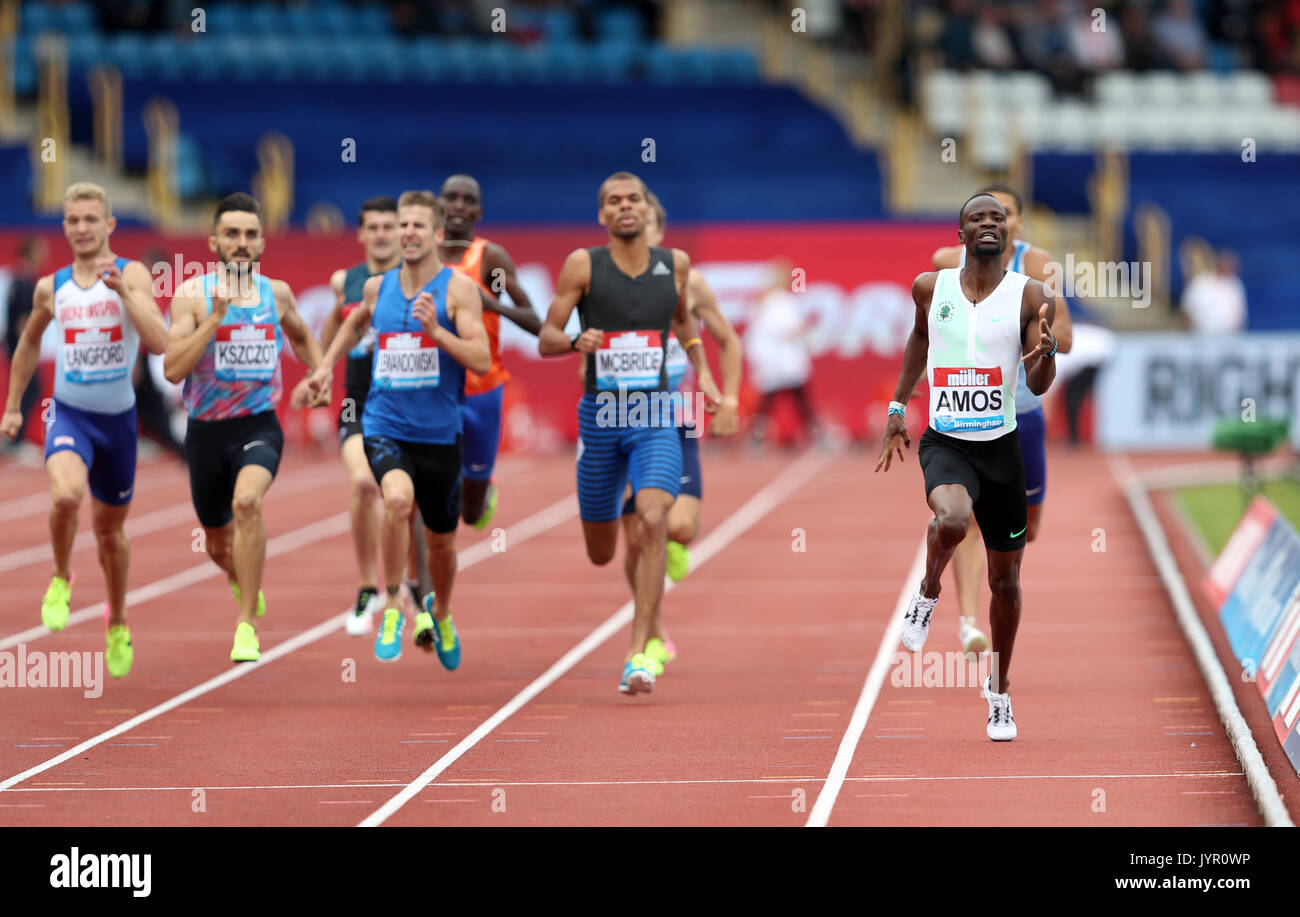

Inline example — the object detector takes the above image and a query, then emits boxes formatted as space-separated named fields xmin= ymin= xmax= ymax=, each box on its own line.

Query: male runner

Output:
xmin=296 ymin=190 xmax=489 ymax=667
xmin=619 ymin=190 xmax=742 ymax=678
xmin=1 ymin=182 xmax=167 ymax=678
xmin=438 ymin=173 xmax=541 ymax=529
xmin=930 ymin=182 xmax=1073 ymax=654
xmin=165 ymin=192 xmax=327 ymax=663
xmin=320 ymin=196 xmax=400 ymax=634
xmin=539 ymin=172 xmax=720 ymax=695
xmin=877 ymin=193 xmax=1058 ymax=741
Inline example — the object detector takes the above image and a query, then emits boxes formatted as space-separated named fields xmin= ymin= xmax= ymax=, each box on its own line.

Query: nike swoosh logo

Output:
xmin=990 ymin=316 xmax=1009 ymax=323
xmin=1010 ymin=526 xmax=1027 ymax=538
xmin=243 ymin=440 xmax=266 ymax=452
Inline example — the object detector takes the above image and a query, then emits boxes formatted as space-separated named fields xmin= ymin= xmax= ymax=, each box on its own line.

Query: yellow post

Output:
xmin=0 ymin=0 xmax=17 ymax=136
xmin=89 ymin=66 xmax=123 ymax=172
xmin=252 ymin=131 xmax=294 ymax=234
xmin=34 ymin=33 xmax=69 ymax=212
xmin=143 ymin=97 xmax=179 ymax=226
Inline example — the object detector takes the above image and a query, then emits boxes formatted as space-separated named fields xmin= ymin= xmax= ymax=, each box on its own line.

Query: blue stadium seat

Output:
xmin=354 ymin=4 xmax=392 ymax=37
xmin=57 ymin=1 xmax=97 ymax=34
xmin=64 ymin=33 xmax=105 ymax=71
xmin=591 ymin=42 xmax=639 ymax=81
xmin=205 ymin=4 xmax=241 ymax=35
xmin=316 ymin=5 xmax=352 ymax=36
xmin=246 ymin=3 xmax=287 ymax=36
xmin=175 ymin=134 xmax=205 ymax=198
xmin=103 ymin=33 xmax=150 ymax=78
xmin=595 ymin=8 xmax=644 ymax=43
xmin=20 ymin=2 xmax=54 ymax=35
xmin=543 ymin=8 xmax=580 ymax=43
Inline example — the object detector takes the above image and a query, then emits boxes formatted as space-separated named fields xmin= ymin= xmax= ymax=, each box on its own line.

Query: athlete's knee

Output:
xmin=667 ymin=515 xmax=699 ymax=545
xmin=988 ymin=569 xmax=1021 ymax=605
xmin=933 ymin=506 xmax=971 ymax=546
xmin=637 ymin=503 xmax=668 ymax=540
xmin=231 ymin=489 xmax=262 ymax=523
xmin=50 ymin=483 xmax=85 ymax=516
xmin=382 ymin=488 xmax=414 ymax=522
xmin=351 ymin=471 xmax=380 ymax=506
xmin=587 ymin=538 xmax=618 ymax=566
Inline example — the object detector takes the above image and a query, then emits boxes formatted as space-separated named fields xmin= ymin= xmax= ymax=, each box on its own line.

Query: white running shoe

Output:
xmin=959 ymin=617 xmax=989 ymax=655
xmin=900 ymin=590 xmax=938 ymax=652
xmin=344 ymin=591 xmax=382 ymax=636
xmin=982 ymin=674 xmax=1017 ymax=741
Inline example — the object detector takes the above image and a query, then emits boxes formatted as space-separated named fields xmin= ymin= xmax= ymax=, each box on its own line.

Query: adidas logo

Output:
xmin=651 ymin=261 xmax=671 ymax=276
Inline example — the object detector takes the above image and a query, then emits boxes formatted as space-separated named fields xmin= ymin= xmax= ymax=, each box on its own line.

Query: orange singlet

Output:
xmin=448 ymin=236 xmax=510 ymax=395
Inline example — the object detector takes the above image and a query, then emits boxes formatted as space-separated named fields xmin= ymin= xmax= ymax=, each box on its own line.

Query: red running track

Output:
xmin=0 ymin=444 xmax=1264 ymax=825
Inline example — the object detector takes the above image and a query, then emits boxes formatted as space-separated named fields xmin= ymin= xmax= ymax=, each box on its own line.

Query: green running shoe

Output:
xmin=230 ymin=582 xmax=266 ymax=619
xmin=106 ymin=622 xmax=133 ymax=678
xmin=665 ymin=540 xmax=690 ymax=583
xmin=230 ymin=621 xmax=260 ymax=663
xmin=41 ymin=574 xmax=72 ymax=631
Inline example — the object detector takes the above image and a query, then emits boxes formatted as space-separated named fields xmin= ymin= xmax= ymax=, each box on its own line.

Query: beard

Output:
xmin=610 ymin=223 xmax=644 ymax=240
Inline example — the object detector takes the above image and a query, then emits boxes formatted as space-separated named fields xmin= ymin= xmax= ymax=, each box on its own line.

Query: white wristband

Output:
xmin=888 ymin=401 xmax=907 ymax=416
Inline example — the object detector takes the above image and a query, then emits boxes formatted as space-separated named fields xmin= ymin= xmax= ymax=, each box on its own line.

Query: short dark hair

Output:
xmin=357 ymin=196 xmax=397 ymax=226
xmin=959 ymin=192 xmax=1006 ymax=226
xmin=598 ymin=171 xmax=648 ymax=207
xmin=213 ymin=192 xmax=260 ymax=228
xmin=975 ymin=182 xmax=1022 ymax=216
xmin=646 ymin=190 xmax=667 ymax=233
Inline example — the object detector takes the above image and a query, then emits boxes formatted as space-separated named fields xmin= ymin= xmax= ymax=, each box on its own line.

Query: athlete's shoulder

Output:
xmin=911 ymin=270 xmax=941 ymax=303
xmin=931 ymin=245 xmax=962 ymax=269
xmin=32 ymin=272 xmax=56 ymax=304
xmin=446 ymin=267 xmax=479 ymax=299
xmin=266 ymin=276 xmax=293 ymax=297
xmin=362 ymin=272 xmax=387 ymax=297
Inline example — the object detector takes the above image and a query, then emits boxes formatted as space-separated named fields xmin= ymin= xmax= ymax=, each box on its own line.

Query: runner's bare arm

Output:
xmin=319 ymin=268 xmax=347 ymax=352
xmin=164 ymin=278 xmax=223 ymax=383
xmin=296 ymin=276 xmax=377 ymax=406
xmin=480 ymin=243 xmax=542 ymax=335
xmin=273 ymin=280 xmax=324 ymax=372
xmin=1 ymin=276 xmax=54 ymax=437
xmin=432 ymin=271 xmax=491 ymax=375
xmin=1022 ymin=247 xmax=1072 ymax=354
xmin=690 ymin=268 xmax=742 ymax=430
xmin=1020 ymin=280 xmax=1057 ymax=396
xmin=540 ymin=249 xmax=598 ymax=355
xmin=671 ymin=250 xmax=720 ymax=407
xmin=103 ymin=260 xmax=168 ymax=354
xmin=877 ymin=272 xmax=936 ymax=473
xmin=932 ymin=245 xmax=962 ymax=270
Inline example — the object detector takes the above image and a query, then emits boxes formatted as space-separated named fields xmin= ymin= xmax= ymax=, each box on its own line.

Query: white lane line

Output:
xmin=1107 ymin=454 xmax=1294 ymax=829
xmin=0 ymin=461 xmax=343 ymax=574
xmin=358 ymin=449 xmax=832 ymax=827
xmin=4 ymin=771 xmax=1247 ymax=796
xmin=805 ymin=535 xmax=927 ymax=828
xmin=0 ymin=492 xmax=52 ymax=523
xmin=0 ymin=493 xmax=579 ymax=793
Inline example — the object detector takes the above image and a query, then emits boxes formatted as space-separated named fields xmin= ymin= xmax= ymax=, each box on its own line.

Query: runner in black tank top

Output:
xmin=539 ymin=172 xmax=721 ymax=696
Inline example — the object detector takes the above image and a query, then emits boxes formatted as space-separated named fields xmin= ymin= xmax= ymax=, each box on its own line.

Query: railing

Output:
xmin=143 ymin=97 xmax=179 ymax=225
xmin=89 ymin=65 xmax=122 ymax=172
xmin=253 ymin=131 xmax=293 ymax=234
xmin=34 ymin=32 xmax=68 ymax=212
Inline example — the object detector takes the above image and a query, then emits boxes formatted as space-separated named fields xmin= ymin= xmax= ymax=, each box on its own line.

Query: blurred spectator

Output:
xmin=1069 ymin=2 xmax=1125 ymax=72
xmin=1119 ymin=2 xmax=1162 ymax=71
xmin=1180 ymin=250 xmax=1248 ymax=332
xmin=940 ymin=0 xmax=977 ymax=68
xmin=745 ymin=262 xmax=820 ymax=447
xmin=1153 ymin=0 xmax=1211 ymax=69
xmin=1018 ymin=0 xmax=1086 ymax=94
xmin=973 ymin=4 xmax=1018 ymax=70
xmin=1055 ymin=323 xmax=1117 ymax=446
xmin=4 ymin=236 xmax=49 ymax=449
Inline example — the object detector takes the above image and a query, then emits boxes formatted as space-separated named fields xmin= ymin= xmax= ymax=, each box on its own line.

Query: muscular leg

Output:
xmin=951 ymin=518 xmax=986 ymax=625
xmin=986 ymin=547 xmax=1024 ymax=694
xmin=1025 ymin=503 xmax=1044 ymax=543
xmin=204 ymin=522 xmax=235 ymax=577
xmin=341 ymin=434 xmax=380 ymax=589
xmin=582 ymin=519 xmax=620 ymax=567
xmin=230 ymin=465 xmax=274 ymax=626
xmin=90 ymin=499 xmax=131 ymax=627
xmin=424 ymin=528 xmax=457 ymax=621
xmin=920 ymin=484 xmax=974 ymax=599
xmin=630 ymin=487 xmax=672 ymax=659
xmin=378 ymin=469 xmax=415 ymax=610
xmin=666 ymin=494 xmax=701 ymax=546
xmin=621 ymin=512 xmax=640 ymax=590
xmin=46 ymin=451 xmax=89 ymax=581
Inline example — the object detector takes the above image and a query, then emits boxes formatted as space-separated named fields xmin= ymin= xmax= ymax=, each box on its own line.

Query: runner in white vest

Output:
xmin=931 ymin=183 xmax=1073 ymax=655
xmin=1 ymin=183 xmax=167 ymax=679
xmin=876 ymin=192 xmax=1059 ymax=742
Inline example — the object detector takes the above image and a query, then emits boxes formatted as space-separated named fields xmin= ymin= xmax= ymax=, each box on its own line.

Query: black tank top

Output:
xmin=579 ymin=245 xmax=678 ymax=395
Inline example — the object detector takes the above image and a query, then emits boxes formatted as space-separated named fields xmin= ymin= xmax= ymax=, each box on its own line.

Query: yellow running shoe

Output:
xmin=106 ymin=623 xmax=133 ymax=678
xmin=665 ymin=541 xmax=690 ymax=583
xmin=230 ymin=582 xmax=266 ymax=619
xmin=471 ymin=483 xmax=498 ymax=532
xmin=230 ymin=621 xmax=260 ymax=663
xmin=644 ymin=637 xmax=677 ymax=677
xmin=41 ymin=574 xmax=72 ymax=631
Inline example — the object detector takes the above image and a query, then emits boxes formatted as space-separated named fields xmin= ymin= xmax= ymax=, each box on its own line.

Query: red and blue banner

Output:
xmin=1205 ymin=496 xmax=1300 ymax=773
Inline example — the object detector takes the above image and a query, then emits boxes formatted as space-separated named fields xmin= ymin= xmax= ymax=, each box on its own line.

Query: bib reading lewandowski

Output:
xmin=595 ymin=330 xmax=663 ymax=390
xmin=215 ymin=323 xmax=278 ymax=382
xmin=931 ymin=366 xmax=1005 ymax=433
xmin=373 ymin=331 xmax=440 ymax=390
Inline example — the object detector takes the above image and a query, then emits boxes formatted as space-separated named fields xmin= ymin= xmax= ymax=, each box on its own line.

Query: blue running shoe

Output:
xmin=425 ymin=593 xmax=461 ymax=671
xmin=618 ymin=653 xmax=655 ymax=695
xmin=375 ymin=607 xmax=404 ymax=662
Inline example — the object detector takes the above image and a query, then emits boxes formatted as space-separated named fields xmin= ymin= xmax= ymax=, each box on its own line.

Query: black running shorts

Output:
xmin=337 ymin=355 xmax=372 ymax=443
xmin=917 ymin=426 xmax=1027 ymax=552
xmin=364 ymin=435 xmax=462 ymax=535
xmin=185 ymin=410 xmax=284 ymax=528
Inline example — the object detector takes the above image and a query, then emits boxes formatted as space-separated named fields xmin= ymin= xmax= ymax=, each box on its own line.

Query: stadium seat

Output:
xmin=1095 ymin=72 xmax=1139 ymax=109
xmin=921 ymin=69 xmax=964 ymax=136
xmin=595 ymin=8 xmax=645 ymax=44
xmin=20 ymin=1 xmax=54 ymax=35
xmin=1184 ymin=72 xmax=1227 ymax=108
xmin=354 ymin=5 xmax=392 ymax=37
xmin=1225 ymin=72 xmax=1273 ymax=107
xmin=543 ymin=8 xmax=580 ymax=43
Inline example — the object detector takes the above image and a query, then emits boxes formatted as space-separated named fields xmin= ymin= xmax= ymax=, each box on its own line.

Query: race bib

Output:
xmin=215 ymin=323 xmax=278 ymax=382
xmin=374 ymin=331 xmax=440 ymax=390
xmin=63 ymin=325 xmax=128 ymax=384
xmin=664 ymin=335 xmax=690 ymax=391
xmin=931 ymin=366 xmax=1005 ymax=433
xmin=595 ymin=329 xmax=664 ymax=390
